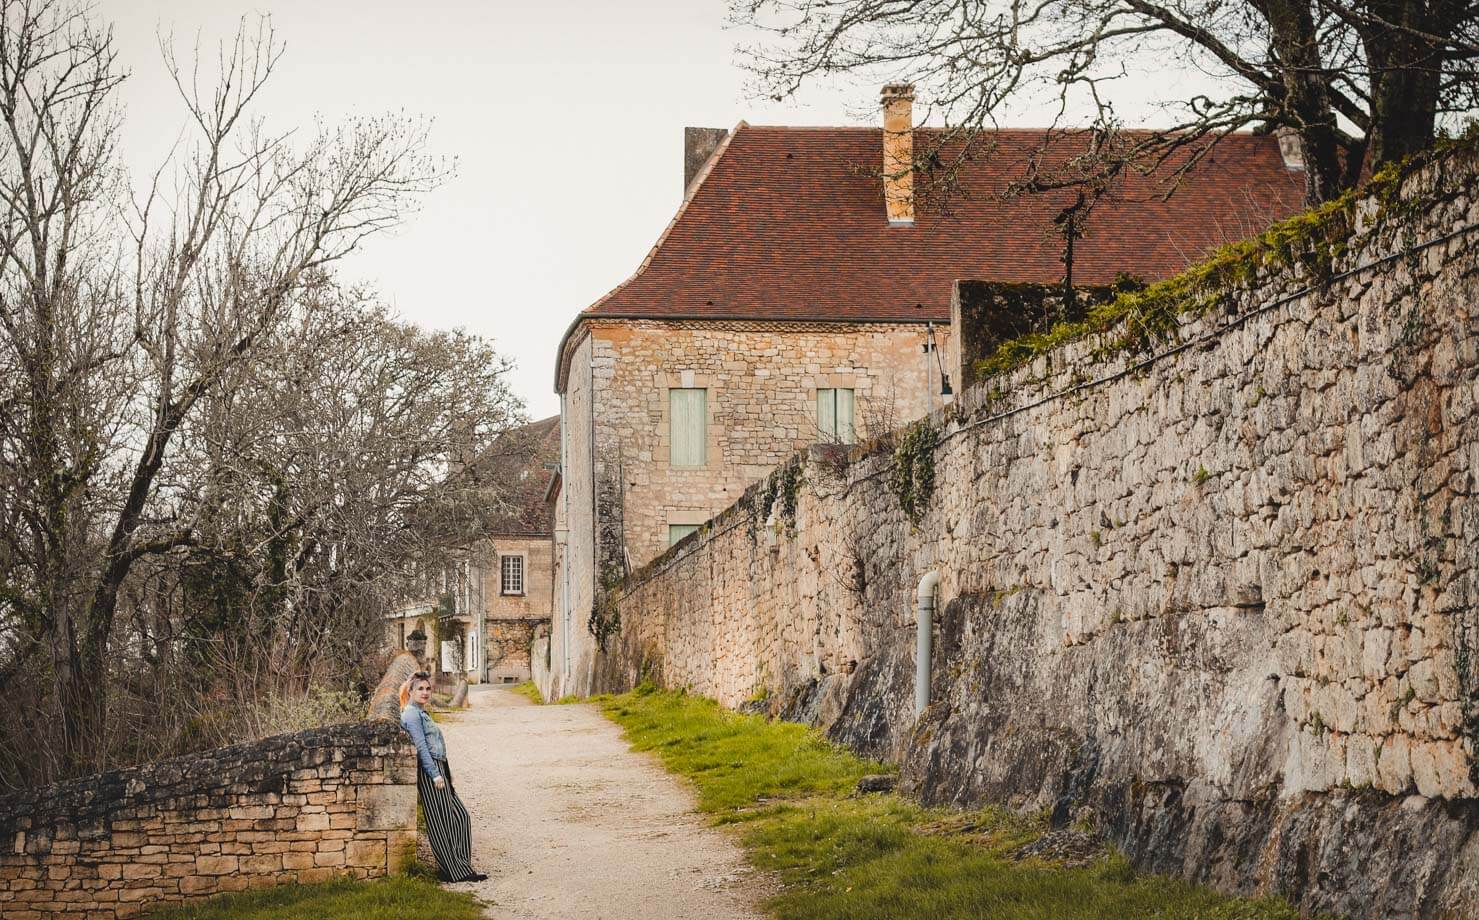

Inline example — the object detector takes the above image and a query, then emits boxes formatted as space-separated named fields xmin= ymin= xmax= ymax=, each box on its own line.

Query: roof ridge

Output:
xmin=554 ymin=121 xmax=750 ymax=391
xmin=740 ymin=125 xmax=1268 ymax=137
xmin=553 ymin=128 xmax=1302 ymax=392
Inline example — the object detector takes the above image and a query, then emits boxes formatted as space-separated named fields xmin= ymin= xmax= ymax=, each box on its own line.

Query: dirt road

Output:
xmin=436 ymin=686 xmax=770 ymax=920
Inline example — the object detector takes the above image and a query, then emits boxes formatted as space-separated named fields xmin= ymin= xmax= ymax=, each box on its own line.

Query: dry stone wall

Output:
xmin=597 ymin=148 xmax=1479 ymax=918
xmin=0 ymin=675 xmax=417 ymax=918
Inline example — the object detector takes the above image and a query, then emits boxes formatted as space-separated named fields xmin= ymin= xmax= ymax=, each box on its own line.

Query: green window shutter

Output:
xmin=668 ymin=524 xmax=701 ymax=546
xmin=670 ymin=388 xmax=707 ymax=467
xmin=817 ymin=389 xmax=836 ymax=441
xmin=817 ymin=388 xmax=856 ymax=444
xmin=837 ymin=388 xmax=855 ymax=444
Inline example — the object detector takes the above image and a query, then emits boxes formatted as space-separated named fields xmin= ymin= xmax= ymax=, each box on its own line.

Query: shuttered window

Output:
xmin=817 ymin=388 xmax=856 ymax=444
xmin=668 ymin=524 xmax=701 ymax=546
xmin=670 ymin=388 xmax=707 ymax=467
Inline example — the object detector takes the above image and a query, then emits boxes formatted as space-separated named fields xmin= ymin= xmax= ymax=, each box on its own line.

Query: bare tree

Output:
xmin=97 ymin=289 xmax=524 ymax=765
xmin=731 ymin=0 xmax=1479 ymax=204
xmin=0 ymin=2 xmax=449 ymax=782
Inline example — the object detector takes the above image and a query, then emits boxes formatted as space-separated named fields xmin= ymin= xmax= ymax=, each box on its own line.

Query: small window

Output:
xmin=817 ymin=388 xmax=856 ymax=444
xmin=669 ymin=524 xmax=701 ymax=546
xmin=500 ymin=555 xmax=525 ymax=595
xmin=670 ymin=388 xmax=707 ymax=467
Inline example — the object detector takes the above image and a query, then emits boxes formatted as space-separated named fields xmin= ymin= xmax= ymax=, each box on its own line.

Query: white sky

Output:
xmin=100 ymin=0 xmax=1223 ymax=420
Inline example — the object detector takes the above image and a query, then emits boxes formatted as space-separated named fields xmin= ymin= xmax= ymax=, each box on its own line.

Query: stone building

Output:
xmin=545 ymin=86 xmax=1305 ymax=698
xmin=386 ymin=416 xmax=559 ymax=684
xmin=479 ymin=415 xmax=561 ymax=683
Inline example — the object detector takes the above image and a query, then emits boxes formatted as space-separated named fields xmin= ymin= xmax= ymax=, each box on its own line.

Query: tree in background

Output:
xmin=100 ymin=290 xmax=523 ymax=771
xmin=0 ymin=2 xmax=522 ymax=786
xmin=731 ymin=0 xmax=1479 ymax=204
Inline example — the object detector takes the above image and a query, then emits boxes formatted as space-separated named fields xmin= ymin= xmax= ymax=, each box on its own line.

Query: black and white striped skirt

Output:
xmin=417 ymin=756 xmax=477 ymax=882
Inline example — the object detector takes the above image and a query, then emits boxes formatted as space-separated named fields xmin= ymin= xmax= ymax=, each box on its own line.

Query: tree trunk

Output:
xmin=1363 ymin=0 xmax=1443 ymax=170
xmin=1263 ymin=0 xmax=1345 ymax=203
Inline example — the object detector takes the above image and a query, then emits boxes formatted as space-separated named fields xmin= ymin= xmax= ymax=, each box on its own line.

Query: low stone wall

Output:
xmin=0 ymin=684 xmax=416 ymax=918
xmin=596 ymin=147 xmax=1479 ymax=918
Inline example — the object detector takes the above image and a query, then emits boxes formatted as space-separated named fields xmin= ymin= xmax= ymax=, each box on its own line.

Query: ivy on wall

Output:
xmin=588 ymin=564 xmax=625 ymax=652
xmin=889 ymin=421 xmax=938 ymax=525
xmin=973 ymin=137 xmax=1478 ymax=381
xmin=754 ymin=455 xmax=805 ymax=539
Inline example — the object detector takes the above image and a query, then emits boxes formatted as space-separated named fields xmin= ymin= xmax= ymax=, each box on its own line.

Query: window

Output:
xmin=817 ymin=388 xmax=856 ymax=444
xmin=669 ymin=524 xmax=701 ymax=546
xmin=500 ymin=555 xmax=525 ymax=595
xmin=669 ymin=388 xmax=707 ymax=467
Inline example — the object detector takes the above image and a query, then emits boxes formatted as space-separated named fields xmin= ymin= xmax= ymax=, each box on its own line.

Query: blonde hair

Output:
xmin=399 ymin=672 xmax=431 ymax=709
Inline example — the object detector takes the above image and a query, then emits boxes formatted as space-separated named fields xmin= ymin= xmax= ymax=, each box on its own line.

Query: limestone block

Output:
xmin=239 ymin=854 xmax=281 ymax=874
xmin=346 ymin=838 xmax=387 ymax=869
xmin=1376 ymin=735 xmax=1414 ymax=794
xmin=351 ymin=782 xmax=415 ymax=834
xmin=194 ymin=855 xmax=238 ymax=876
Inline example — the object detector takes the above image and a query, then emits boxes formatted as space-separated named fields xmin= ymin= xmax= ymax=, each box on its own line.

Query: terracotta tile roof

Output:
xmin=585 ymin=125 xmax=1303 ymax=325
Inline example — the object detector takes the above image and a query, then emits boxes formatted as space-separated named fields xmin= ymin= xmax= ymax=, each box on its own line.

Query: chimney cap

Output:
xmin=881 ymin=83 xmax=915 ymax=101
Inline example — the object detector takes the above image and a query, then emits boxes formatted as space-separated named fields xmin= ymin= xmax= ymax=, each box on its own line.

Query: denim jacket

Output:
xmin=400 ymin=703 xmax=446 ymax=780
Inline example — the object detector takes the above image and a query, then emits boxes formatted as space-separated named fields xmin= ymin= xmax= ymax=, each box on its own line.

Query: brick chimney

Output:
xmin=881 ymin=84 xmax=915 ymax=225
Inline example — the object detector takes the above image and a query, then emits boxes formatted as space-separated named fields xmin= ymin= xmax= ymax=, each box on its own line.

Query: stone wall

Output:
xmin=550 ymin=332 xmax=597 ymax=700
xmin=0 ymin=657 xmax=419 ymax=918
xmin=483 ymin=535 xmax=553 ymax=682
xmin=553 ymin=318 xmax=952 ymax=697
xmin=0 ymin=722 xmax=416 ymax=919
xmin=485 ymin=536 xmax=554 ymax=624
xmin=596 ymin=148 xmax=1479 ymax=917
xmin=586 ymin=318 xmax=952 ymax=570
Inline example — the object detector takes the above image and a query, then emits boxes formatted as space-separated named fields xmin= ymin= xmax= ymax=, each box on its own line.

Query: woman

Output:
xmin=399 ymin=671 xmax=487 ymax=882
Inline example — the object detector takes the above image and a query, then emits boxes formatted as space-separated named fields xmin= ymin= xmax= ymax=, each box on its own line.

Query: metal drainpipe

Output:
xmin=915 ymin=570 xmax=940 ymax=716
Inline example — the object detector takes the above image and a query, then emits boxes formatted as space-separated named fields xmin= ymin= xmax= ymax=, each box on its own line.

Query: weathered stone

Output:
xmin=0 ymin=710 xmax=416 ymax=918
xmin=855 ymin=775 xmax=897 ymax=794
xmin=594 ymin=147 xmax=1479 ymax=918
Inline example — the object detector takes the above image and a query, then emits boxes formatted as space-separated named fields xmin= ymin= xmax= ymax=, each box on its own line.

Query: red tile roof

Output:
xmin=557 ymin=124 xmax=1303 ymax=387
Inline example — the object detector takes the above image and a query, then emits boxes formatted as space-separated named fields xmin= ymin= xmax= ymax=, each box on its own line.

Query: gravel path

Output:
xmin=435 ymin=686 xmax=771 ymax=920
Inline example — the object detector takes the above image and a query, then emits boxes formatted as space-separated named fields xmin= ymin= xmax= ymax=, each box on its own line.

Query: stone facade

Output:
xmin=590 ymin=319 xmax=951 ymax=568
xmin=482 ymin=534 xmax=553 ymax=683
xmin=0 ymin=721 xmax=416 ymax=919
xmin=548 ymin=318 xmax=951 ymax=699
xmin=386 ymin=417 xmax=557 ymax=684
xmin=593 ymin=149 xmax=1479 ymax=916
xmin=549 ymin=334 xmax=597 ymax=700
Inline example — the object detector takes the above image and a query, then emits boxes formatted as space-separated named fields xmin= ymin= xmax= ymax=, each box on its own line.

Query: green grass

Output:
xmin=511 ymin=680 xmax=544 ymax=704
xmin=141 ymin=876 xmax=484 ymax=920
xmin=510 ymin=680 xmax=582 ymax=705
xmin=600 ymin=683 xmax=882 ymax=812
xmin=598 ymin=686 xmax=1300 ymax=920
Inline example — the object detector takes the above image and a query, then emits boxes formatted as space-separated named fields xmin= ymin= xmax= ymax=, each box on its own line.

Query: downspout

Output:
xmin=915 ymin=570 xmax=940 ymax=716
xmin=560 ymin=392 xmax=571 ymax=690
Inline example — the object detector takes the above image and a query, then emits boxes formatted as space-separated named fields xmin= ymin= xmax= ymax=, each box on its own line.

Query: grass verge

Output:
xmin=140 ymin=875 xmax=483 ymax=920
xmin=598 ymin=685 xmax=1299 ymax=920
xmin=511 ymin=680 xmax=544 ymax=704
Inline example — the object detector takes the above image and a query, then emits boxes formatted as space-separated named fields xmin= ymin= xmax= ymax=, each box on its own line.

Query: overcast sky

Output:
xmin=99 ymin=0 xmax=1217 ymax=420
